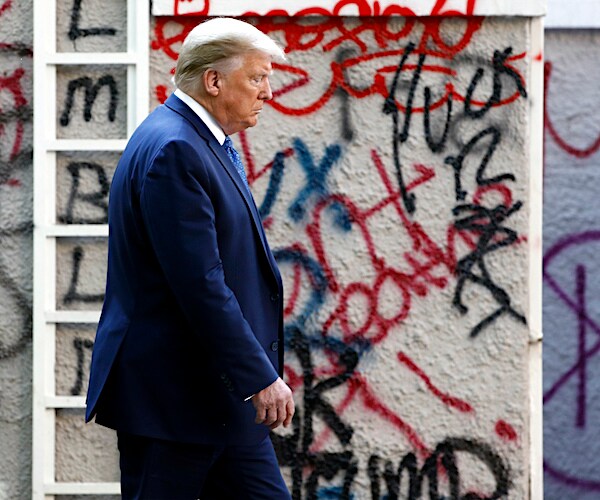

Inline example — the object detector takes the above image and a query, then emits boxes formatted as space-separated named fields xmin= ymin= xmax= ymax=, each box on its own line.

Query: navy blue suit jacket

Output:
xmin=86 ymin=94 xmax=284 ymax=446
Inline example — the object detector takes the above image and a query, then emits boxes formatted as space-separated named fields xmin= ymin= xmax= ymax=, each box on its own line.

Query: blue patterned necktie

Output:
xmin=223 ymin=136 xmax=251 ymax=195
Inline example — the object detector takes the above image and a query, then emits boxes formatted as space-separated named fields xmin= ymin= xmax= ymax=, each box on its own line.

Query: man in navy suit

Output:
xmin=85 ymin=18 xmax=294 ymax=499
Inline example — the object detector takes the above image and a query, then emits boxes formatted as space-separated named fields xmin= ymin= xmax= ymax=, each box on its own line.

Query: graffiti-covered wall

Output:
xmin=1 ymin=0 xmax=544 ymax=498
xmin=151 ymin=14 xmax=534 ymax=499
xmin=543 ymin=29 xmax=600 ymax=500
xmin=0 ymin=0 xmax=33 ymax=498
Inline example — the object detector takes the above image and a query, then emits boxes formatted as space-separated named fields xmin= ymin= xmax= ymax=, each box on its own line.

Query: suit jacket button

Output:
xmin=270 ymin=293 xmax=279 ymax=302
xmin=270 ymin=341 xmax=279 ymax=352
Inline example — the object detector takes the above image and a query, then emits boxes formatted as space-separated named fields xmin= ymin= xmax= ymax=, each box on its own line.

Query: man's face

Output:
xmin=216 ymin=51 xmax=273 ymax=136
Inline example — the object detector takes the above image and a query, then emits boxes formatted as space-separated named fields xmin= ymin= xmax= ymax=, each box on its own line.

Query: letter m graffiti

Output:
xmin=59 ymin=75 xmax=118 ymax=127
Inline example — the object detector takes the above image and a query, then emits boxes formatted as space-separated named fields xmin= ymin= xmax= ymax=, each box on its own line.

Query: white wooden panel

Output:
xmin=528 ymin=15 xmax=544 ymax=500
xmin=33 ymin=0 xmax=149 ymax=496
xmin=46 ymin=396 xmax=87 ymax=409
xmin=44 ymin=482 xmax=120 ymax=494
xmin=48 ymin=53 xmax=138 ymax=65
xmin=46 ymin=310 xmax=102 ymax=324
xmin=45 ymin=225 xmax=109 ymax=237
xmin=47 ymin=139 xmax=127 ymax=151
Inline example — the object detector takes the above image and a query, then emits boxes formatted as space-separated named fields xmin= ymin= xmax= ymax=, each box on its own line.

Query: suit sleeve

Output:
xmin=139 ymin=139 xmax=279 ymax=399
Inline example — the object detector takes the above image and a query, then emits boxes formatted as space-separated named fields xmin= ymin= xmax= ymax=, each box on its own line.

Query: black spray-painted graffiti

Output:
xmin=272 ymin=325 xmax=358 ymax=499
xmin=271 ymin=296 xmax=512 ymax=499
xmin=54 ymin=20 xmax=526 ymax=499
xmin=384 ymin=42 xmax=527 ymax=337
xmin=382 ymin=42 xmax=422 ymax=215
xmin=335 ymin=48 xmax=357 ymax=143
xmin=0 ymin=223 xmax=33 ymax=360
xmin=0 ymin=39 xmax=33 ymax=362
xmin=463 ymin=47 xmax=527 ymax=120
xmin=68 ymin=0 xmax=117 ymax=41
xmin=59 ymin=75 xmax=119 ymax=127
xmin=70 ymin=337 xmax=94 ymax=395
xmin=63 ymin=245 xmax=104 ymax=305
xmin=264 ymin=243 xmax=512 ymax=499
xmin=368 ymin=438 xmax=511 ymax=499
xmin=59 ymin=162 xmax=110 ymax=224
xmin=452 ymin=202 xmax=526 ymax=337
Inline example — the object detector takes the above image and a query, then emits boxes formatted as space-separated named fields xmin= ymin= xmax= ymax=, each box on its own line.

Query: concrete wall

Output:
xmin=0 ymin=0 xmax=33 ymax=498
xmin=0 ymin=1 xmax=544 ymax=498
xmin=543 ymin=29 xmax=600 ymax=500
xmin=152 ymin=14 xmax=534 ymax=499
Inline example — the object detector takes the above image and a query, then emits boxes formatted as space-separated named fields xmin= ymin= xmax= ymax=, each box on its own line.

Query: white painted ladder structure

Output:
xmin=32 ymin=0 xmax=149 ymax=496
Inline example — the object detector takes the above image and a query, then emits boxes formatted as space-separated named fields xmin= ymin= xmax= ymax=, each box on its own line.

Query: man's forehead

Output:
xmin=241 ymin=53 xmax=273 ymax=71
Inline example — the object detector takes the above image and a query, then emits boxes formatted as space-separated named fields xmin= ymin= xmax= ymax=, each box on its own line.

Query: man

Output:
xmin=85 ymin=18 xmax=294 ymax=499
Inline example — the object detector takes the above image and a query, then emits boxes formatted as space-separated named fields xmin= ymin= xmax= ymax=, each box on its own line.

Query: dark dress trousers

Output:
xmin=86 ymin=94 xmax=285 ymax=447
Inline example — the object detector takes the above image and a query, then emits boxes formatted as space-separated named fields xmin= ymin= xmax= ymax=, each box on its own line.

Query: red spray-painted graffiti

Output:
xmin=0 ymin=0 xmax=34 ymax=364
xmin=152 ymin=15 xmax=525 ymax=119
xmin=0 ymin=68 xmax=28 ymax=161
xmin=0 ymin=0 xmax=12 ymax=17
xmin=0 ymin=0 xmax=32 ymax=192
xmin=243 ymin=133 xmax=519 ymax=445
xmin=161 ymin=0 xmax=480 ymax=18
xmin=544 ymin=61 xmax=600 ymax=159
xmin=0 ymin=0 xmax=31 ymax=178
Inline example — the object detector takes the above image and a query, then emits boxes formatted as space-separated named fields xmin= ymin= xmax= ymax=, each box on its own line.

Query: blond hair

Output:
xmin=174 ymin=18 xmax=286 ymax=95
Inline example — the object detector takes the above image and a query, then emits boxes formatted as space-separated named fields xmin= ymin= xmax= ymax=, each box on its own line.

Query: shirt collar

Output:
xmin=173 ymin=88 xmax=226 ymax=145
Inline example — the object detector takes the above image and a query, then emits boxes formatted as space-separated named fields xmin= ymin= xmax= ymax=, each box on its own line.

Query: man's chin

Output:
xmin=231 ymin=120 xmax=258 ymax=134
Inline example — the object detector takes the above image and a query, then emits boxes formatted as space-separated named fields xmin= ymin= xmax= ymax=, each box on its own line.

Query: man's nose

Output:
xmin=260 ymin=77 xmax=273 ymax=101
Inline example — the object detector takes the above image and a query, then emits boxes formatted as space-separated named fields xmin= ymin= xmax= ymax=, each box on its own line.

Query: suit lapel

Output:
xmin=164 ymin=94 xmax=280 ymax=283
xmin=208 ymin=140 xmax=273 ymax=253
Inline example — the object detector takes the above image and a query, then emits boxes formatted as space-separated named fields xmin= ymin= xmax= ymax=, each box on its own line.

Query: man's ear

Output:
xmin=203 ymin=69 xmax=221 ymax=97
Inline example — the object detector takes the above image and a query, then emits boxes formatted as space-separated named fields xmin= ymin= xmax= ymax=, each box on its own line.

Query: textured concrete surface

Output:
xmin=543 ymin=29 xmax=600 ymax=500
xmin=0 ymin=0 xmax=33 ymax=498
xmin=0 ymin=1 xmax=545 ymax=498
xmin=149 ymin=14 xmax=533 ymax=499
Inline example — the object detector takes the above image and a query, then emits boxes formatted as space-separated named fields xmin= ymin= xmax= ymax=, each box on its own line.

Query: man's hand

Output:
xmin=252 ymin=377 xmax=295 ymax=430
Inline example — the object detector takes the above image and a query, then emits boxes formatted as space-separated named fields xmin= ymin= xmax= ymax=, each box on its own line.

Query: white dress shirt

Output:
xmin=173 ymin=88 xmax=226 ymax=146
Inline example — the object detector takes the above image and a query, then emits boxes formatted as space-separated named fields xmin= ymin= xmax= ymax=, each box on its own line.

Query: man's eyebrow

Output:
xmin=253 ymin=70 xmax=273 ymax=78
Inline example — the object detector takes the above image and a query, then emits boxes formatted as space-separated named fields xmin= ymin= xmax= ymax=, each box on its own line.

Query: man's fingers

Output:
xmin=283 ymin=399 xmax=294 ymax=427
xmin=253 ymin=377 xmax=296 ymax=428
xmin=271 ymin=395 xmax=294 ymax=429
xmin=264 ymin=406 xmax=278 ymax=426
xmin=254 ymin=404 xmax=267 ymax=424
xmin=269 ymin=404 xmax=286 ymax=430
